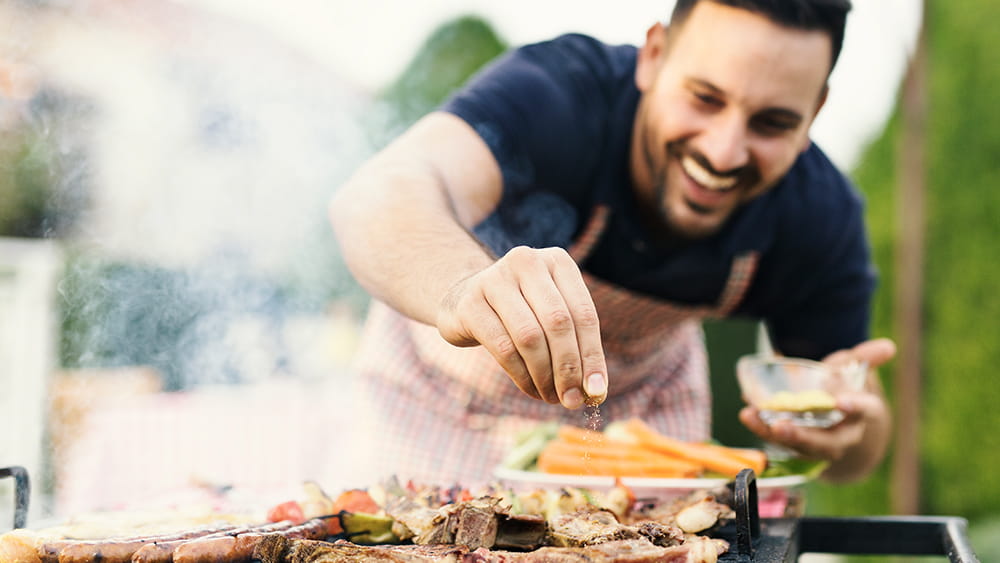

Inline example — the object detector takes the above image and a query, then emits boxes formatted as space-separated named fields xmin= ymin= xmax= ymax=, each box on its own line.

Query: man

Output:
xmin=330 ymin=0 xmax=895 ymax=486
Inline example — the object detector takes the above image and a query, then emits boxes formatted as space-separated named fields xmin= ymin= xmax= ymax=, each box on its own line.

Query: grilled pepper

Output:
xmin=340 ymin=512 xmax=400 ymax=544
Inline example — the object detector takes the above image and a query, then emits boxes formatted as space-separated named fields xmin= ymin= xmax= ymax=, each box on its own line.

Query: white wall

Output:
xmin=0 ymin=238 xmax=62 ymax=529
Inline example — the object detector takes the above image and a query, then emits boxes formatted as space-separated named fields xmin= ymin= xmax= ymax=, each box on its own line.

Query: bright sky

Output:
xmin=180 ymin=0 xmax=922 ymax=171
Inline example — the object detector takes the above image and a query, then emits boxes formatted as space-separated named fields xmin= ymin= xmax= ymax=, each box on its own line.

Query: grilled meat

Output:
xmin=385 ymin=496 xmax=547 ymax=551
xmin=546 ymin=507 xmax=686 ymax=550
xmin=674 ymin=497 xmax=734 ymax=534
xmin=545 ymin=509 xmax=642 ymax=547
xmin=465 ymin=538 xmax=691 ymax=562
xmin=630 ymin=491 xmax=734 ymax=535
xmin=628 ymin=521 xmax=684 ymax=547
xmin=257 ymin=536 xmax=726 ymax=563
xmin=254 ymin=535 xmax=470 ymax=563
xmin=492 ymin=514 xmax=546 ymax=551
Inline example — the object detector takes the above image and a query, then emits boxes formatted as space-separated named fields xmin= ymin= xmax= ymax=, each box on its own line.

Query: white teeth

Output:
xmin=681 ymin=155 xmax=737 ymax=191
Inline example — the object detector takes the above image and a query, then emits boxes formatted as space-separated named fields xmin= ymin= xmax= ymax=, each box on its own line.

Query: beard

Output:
xmin=641 ymin=137 xmax=761 ymax=241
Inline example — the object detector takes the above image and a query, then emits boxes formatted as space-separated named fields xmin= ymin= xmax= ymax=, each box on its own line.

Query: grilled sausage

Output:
xmin=54 ymin=524 xmax=243 ymax=563
xmin=131 ymin=522 xmax=296 ymax=563
xmin=172 ymin=519 xmax=329 ymax=563
xmin=282 ymin=518 xmax=330 ymax=540
xmin=37 ymin=540 xmax=74 ymax=563
xmin=171 ymin=535 xmax=245 ymax=563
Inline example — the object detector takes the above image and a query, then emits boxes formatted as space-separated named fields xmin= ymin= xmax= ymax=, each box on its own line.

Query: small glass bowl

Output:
xmin=736 ymin=355 xmax=866 ymax=428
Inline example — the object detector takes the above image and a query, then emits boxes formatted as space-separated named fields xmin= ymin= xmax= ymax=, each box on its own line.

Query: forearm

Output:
xmin=329 ymin=156 xmax=495 ymax=326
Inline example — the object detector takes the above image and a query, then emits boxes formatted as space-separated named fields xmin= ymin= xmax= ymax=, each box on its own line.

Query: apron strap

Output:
xmin=568 ymin=204 xmax=611 ymax=262
xmin=711 ymin=251 xmax=760 ymax=317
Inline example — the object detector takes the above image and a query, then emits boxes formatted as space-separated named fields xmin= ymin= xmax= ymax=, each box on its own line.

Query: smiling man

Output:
xmin=632 ymin=3 xmax=832 ymax=239
xmin=331 ymin=0 xmax=895 ymax=486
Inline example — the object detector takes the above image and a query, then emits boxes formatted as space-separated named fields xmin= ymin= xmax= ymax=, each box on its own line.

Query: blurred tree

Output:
xmin=807 ymin=0 xmax=1000 ymax=549
xmin=0 ymin=89 xmax=91 ymax=238
xmin=919 ymin=0 xmax=1000 ymax=521
xmin=370 ymin=15 xmax=508 ymax=145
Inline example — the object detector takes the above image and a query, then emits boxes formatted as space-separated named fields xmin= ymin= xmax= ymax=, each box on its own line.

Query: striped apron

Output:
xmin=348 ymin=204 xmax=760 ymax=487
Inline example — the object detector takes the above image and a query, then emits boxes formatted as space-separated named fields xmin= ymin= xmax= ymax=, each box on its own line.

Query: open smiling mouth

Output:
xmin=680 ymin=154 xmax=739 ymax=192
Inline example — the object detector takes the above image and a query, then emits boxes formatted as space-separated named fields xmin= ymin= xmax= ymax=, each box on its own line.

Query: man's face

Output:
xmin=631 ymin=2 xmax=832 ymax=239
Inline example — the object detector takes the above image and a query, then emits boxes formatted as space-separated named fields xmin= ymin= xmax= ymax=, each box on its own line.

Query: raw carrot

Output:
xmin=706 ymin=445 xmax=768 ymax=476
xmin=556 ymin=424 xmax=615 ymax=446
xmin=542 ymin=438 xmax=702 ymax=473
xmin=537 ymin=447 xmax=700 ymax=478
xmin=624 ymin=419 xmax=764 ymax=478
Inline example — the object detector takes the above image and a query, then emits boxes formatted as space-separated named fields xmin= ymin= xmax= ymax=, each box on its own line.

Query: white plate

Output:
xmin=494 ymin=468 xmax=809 ymax=517
xmin=493 ymin=467 xmax=807 ymax=496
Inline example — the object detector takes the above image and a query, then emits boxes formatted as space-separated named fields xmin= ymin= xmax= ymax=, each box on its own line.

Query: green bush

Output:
xmin=0 ymin=90 xmax=90 ymax=239
xmin=370 ymin=15 xmax=507 ymax=145
xmin=806 ymin=0 xmax=1000 ymax=540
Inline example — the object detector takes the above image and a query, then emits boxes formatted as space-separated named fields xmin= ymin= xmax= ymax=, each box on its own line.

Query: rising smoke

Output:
xmin=16 ymin=1 xmax=377 ymax=389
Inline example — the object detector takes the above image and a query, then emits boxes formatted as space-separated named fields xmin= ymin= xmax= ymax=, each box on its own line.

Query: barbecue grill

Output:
xmin=1 ymin=465 xmax=979 ymax=561
xmin=713 ymin=470 xmax=979 ymax=562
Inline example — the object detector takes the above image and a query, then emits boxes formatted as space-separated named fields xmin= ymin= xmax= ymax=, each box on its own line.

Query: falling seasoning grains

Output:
xmin=580 ymin=399 xmax=603 ymax=470
xmin=584 ymin=401 xmax=603 ymax=432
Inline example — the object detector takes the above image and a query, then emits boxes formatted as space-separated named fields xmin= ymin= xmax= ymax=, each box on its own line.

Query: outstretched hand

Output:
xmin=436 ymin=245 xmax=609 ymax=409
xmin=739 ymin=338 xmax=896 ymax=481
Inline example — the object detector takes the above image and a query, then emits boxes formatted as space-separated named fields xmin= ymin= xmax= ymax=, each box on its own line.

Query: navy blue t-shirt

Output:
xmin=441 ymin=33 xmax=875 ymax=360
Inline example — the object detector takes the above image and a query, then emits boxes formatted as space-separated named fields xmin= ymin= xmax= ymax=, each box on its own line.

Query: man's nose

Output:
xmin=698 ymin=111 xmax=750 ymax=173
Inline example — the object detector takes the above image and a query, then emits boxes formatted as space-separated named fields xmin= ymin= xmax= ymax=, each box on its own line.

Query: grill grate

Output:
xmin=0 ymin=466 xmax=980 ymax=561
xmin=0 ymin=465 xmax=30 ymax=529
xmin=717 ymin=469 xmax=979 ymax=562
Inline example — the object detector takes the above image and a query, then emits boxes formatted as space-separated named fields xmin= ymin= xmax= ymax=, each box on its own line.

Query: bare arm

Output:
xmin=330 ymin=112 xmax=608 ymax=408
xmin=329 ymin=112 xmax=500 ymax=325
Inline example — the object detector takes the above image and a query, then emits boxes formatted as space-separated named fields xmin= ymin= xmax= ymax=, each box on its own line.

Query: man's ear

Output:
xmin=635 ymin=22 xmax=669 ymax=92
xmin=801 ymin=84 xmax=830 ymax=152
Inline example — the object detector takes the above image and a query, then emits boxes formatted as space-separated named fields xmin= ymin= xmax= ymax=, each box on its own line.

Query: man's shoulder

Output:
xmin=446 ymin=32 xmax=636 ymax=117
xmin=517 ymin=33 xmax=637 ymax=82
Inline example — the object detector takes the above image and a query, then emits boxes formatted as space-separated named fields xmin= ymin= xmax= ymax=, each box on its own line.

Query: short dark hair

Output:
xmin=670 ymin=0 xmax=852 ymax=75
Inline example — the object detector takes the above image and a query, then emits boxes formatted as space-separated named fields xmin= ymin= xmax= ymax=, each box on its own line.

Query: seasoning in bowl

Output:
xmin=736 ymin=355 xmax=866 ymax=428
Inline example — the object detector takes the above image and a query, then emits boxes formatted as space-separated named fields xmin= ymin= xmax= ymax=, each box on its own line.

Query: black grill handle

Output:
xmin=733 ymin=468 xmax=760 ymax=561
xmin=799 ymin=515 xmax=980 ymax=562
xmin=0 ymin=466 xmax=30 ymax=529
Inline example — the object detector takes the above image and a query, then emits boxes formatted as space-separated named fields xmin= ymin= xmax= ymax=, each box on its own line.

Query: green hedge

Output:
xmin=920 ymin=0 xmax=1000 ymax=520
xmin=808 ymin=0 xmax=1000 ymax=532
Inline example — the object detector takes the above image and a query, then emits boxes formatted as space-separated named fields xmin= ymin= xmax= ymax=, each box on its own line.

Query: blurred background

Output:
xmin=0 ymin=0 xmax=997 ymax=559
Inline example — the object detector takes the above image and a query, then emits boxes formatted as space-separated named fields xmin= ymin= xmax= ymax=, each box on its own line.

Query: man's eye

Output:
xmin=693 ymin=92 xmax=722 ymax=108
xmin=751 ymin=116 xmax=796 ymax=136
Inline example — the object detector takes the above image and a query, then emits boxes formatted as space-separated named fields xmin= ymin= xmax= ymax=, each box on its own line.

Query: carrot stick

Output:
xmin=624 ymin=419 xmax=764 ymax=478
xmin=705 ymin=445 xmax=768 ymax=475
xmin=538 ymin=436 xmax=702 ymax=477
xmin=537 ymin=448 xmax=700 ymax=478
xmin=542 ymin=439 xmax=702 ymax=473
xmin=556 ymin=425 xmax=615 ymax=446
